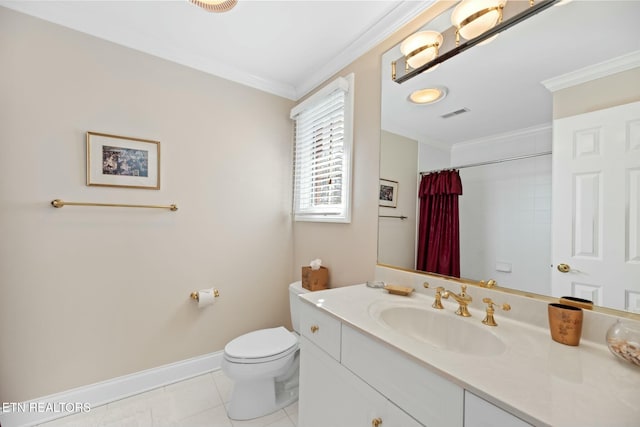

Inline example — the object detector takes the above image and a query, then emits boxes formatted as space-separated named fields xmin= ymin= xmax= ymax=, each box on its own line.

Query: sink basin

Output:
xmin=370 ymin=302 xmax=506 ymax=356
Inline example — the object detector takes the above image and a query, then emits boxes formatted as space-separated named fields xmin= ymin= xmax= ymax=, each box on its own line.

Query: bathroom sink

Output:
xmin=369 ymin=302 xmax=506 ymax=356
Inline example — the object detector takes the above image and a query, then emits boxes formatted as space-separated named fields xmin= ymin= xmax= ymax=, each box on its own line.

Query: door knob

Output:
xmin=372 ymin=418 xmax=383 ymax=427
xmin=310 ymin=325 xmax=319 ymax=333
xmin=557 ymin=263 xmax=571 ymax=273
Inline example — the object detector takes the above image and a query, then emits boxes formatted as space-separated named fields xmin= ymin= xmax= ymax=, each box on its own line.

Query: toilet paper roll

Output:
xmin=198 ymin=289 xmax=216 ymax=308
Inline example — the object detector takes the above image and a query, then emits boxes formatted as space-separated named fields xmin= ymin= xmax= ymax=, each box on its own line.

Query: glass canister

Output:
xmin=606 ymin=320 xmax=640 ymax=367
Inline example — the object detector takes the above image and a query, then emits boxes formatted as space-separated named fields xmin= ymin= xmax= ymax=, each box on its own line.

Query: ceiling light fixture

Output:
xmin=189 ymin=0 xmax=237 ymax=13
xmin=451 ymin=0 xmax=508 ymax=46
xmin=392 ymin=0 xmax=559 ymax=84
xmin=408 ymin=87 xmax=448 ymax=105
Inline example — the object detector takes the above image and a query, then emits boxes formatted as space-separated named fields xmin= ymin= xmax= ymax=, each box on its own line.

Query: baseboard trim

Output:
xmin=0 ymin=351 xmax=223 ymax=427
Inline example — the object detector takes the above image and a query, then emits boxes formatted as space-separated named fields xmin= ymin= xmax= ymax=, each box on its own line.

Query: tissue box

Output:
xmin=301 ymin=266 xmax=329 ymax=291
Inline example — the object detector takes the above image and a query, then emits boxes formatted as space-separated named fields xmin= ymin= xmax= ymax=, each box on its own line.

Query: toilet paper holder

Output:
xmin=190 ymin=289 xmax=220 ymax=301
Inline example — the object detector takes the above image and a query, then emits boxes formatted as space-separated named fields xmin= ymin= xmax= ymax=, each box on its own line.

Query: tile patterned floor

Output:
xmin=36 ymin=371 xmax=298 ymax=427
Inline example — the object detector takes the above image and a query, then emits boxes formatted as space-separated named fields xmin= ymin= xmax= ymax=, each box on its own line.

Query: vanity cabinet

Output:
xmin=464 ymin=391 xmax=532 ymax=427
xmin=298 ymin=300 xmax=342 ymax=361
xmin=299 ymin=301 xmax=461 ymax=427
xmin=299 ymin=335 xmax=423 ymax=427
xmin=299 ymin=300 xmax=533 ymax=427
xmin=341 ymin=326 xmax=463 ymax=427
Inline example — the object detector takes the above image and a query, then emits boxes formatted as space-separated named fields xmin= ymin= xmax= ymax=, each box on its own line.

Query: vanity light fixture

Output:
xmin=408 ymin=87 xmax=448 ymax=105
xmin=392 ymin=0 xmax=559 ymax=84
xmin=451 ymin=0 xmax=508 ymax=46
xmin=400 ymin=31 xmax=444 ymax=70
xmin=189 ymin=0 xmax=237 ymax=13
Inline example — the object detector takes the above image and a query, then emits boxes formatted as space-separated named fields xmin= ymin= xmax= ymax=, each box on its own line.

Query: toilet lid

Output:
xmin=225 ymin=326 xmax=297 ymax=360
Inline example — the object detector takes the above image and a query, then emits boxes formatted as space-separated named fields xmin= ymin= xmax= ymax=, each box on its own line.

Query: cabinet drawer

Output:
xmin=299 ymin=301 xmax=341 ymax=361
xmin=342 ymin=325 xmax=463 ymax=427
xmin=299 ymin=335 xmax=423 ymax=427
xmin=464 ymin=391 xmax=532 ymax=427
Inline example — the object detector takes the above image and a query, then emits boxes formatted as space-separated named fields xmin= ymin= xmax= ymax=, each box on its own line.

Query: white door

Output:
xmin=551 ymin=101 xmax=640 ymax=311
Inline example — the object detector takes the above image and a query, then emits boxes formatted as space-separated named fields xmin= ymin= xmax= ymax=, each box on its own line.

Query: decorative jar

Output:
xmin=606 ymin=320 xmax=640 ymax=367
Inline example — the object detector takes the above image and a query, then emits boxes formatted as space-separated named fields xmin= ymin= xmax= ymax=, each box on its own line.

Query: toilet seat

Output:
xmin=224 ymin=326 xmax=297 ymax=364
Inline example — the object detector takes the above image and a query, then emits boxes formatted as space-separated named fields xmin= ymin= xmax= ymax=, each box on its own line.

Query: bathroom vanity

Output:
xmin=297 ymin=278 xmax=640 ymax=427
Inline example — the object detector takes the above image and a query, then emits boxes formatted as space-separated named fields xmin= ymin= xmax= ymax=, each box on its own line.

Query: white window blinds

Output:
xmin=291 ymin=74 xmax=354 ymax=222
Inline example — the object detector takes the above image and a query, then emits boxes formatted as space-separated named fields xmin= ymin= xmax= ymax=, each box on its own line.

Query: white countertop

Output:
xmin=300 ymin=284 xmax=640 ymax=427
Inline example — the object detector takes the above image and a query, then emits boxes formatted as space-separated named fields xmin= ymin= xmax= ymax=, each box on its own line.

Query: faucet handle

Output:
xmin=482 ymin=297 xmax=511 ymax=311
xmin=480 ymin=279 xmax=497 ymax=288
xmin=481 ymin=297 xmax=511 ymax=326
xmin=432 ymin=286 xmax=445 ymax=309
xmin=424 ymin=282 xmax=445 ymax=309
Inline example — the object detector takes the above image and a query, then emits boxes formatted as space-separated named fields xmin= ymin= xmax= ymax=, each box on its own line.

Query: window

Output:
xmin=291 ymin=74 xmax=354 ymax=222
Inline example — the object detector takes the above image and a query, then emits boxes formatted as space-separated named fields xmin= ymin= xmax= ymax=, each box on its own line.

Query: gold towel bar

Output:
xmin=51 ymin=199 xmax=178 ymax=211
xmin=190 ymin=290 xmax=220 ymax=301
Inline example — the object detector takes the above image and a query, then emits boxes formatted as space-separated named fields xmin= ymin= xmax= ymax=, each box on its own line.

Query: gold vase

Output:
xmin=548 ymin=303 xmax=583 ymax=346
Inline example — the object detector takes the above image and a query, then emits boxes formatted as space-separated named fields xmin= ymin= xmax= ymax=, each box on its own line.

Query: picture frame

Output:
xmin=379 ymin=179 xmax=398 ymax=208
xmin=86 ymin=131 xmax=160 ymax=190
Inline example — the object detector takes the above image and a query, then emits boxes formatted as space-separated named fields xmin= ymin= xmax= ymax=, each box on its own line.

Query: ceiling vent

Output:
xmin=441 ymin=108 xmax=470 ymax=119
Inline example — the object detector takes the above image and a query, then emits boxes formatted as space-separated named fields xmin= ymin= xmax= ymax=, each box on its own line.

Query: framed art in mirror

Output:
xmin=379 ymin=179 xmax=398 ymax=208
xmin=86 ymin=131 xmax=160 ymax=190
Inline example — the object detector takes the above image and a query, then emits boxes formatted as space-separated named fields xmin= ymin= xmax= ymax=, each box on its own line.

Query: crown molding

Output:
xmin=0 ymin=1 xmax=300 ymax=99
xmin=452 ymin=123 xmax=552 ymax=149
xmin=381 ymin=123 xmax=452 ymax=153
xmin=417 ymin=134 xmax=452 ymax=152
xmin=1 ymin=0 xmax=436 ymax=101
xmin=542 ymin=50 xmax=640 ymax=93
xmin=139 ymin=45 xmax=299 ymax=100
xmin=293 ymin=0 xmax=437 ymax=100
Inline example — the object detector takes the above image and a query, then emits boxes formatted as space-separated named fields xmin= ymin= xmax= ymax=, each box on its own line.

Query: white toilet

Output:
xmin=221 ymin=281 xmax=309 ymax=420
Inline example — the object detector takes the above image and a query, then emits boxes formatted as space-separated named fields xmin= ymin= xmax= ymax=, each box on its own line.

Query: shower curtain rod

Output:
xmin=419 ymin=151 xmax=552 ymax=176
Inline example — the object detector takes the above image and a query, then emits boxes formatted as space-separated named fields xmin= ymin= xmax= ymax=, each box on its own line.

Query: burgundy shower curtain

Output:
xmin=416 ymin=170 xmax=463 ymax=277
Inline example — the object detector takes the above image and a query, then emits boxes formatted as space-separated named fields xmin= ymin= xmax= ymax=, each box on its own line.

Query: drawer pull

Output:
xmin=310 ymin=325 xmax=319 ymax=333
xmin=372 ymin=418 xmax=383 ymax=426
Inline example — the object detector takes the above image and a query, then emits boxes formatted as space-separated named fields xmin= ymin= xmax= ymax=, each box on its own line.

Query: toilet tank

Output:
xmin=289 ymin=281 xmax=309 ymax=333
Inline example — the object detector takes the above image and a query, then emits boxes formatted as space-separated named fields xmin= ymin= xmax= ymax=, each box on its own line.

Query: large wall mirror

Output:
xmin=379 ymin=0 xmax=640 ymax=313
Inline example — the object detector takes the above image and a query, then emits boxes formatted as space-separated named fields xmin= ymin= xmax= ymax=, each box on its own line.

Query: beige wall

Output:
xmin=0 ymin=0 xmax=454 ymax=401
xmin=378 ymin=131 xmax=418 ymax=270
xmin=553 ymin=67 xmax=640 ymax=119
xmin=291 ymin=2 xmax=451 ymax=287
xmin=290 ymin=48 xmax=381 ymax=287
xmin=0 ymin=7 xmax=294 ymax=402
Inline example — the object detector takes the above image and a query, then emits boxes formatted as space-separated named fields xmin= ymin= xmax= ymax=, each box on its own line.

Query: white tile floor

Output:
xmin=36 ymin=371 xmax=298 ymax=427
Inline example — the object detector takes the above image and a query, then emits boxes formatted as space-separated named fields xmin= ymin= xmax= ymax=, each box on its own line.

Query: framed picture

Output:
xmin=379 ymin=179 xmax=398 ymax=208
xmin=86 ymin=131 xmax=160 ymax=190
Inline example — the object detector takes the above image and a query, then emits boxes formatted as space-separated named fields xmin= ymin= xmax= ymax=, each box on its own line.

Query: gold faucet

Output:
xmin=481 ymin=297 xmax=511 ymax=326
xmin=442 ymin=284 xmax=472 ymax=317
